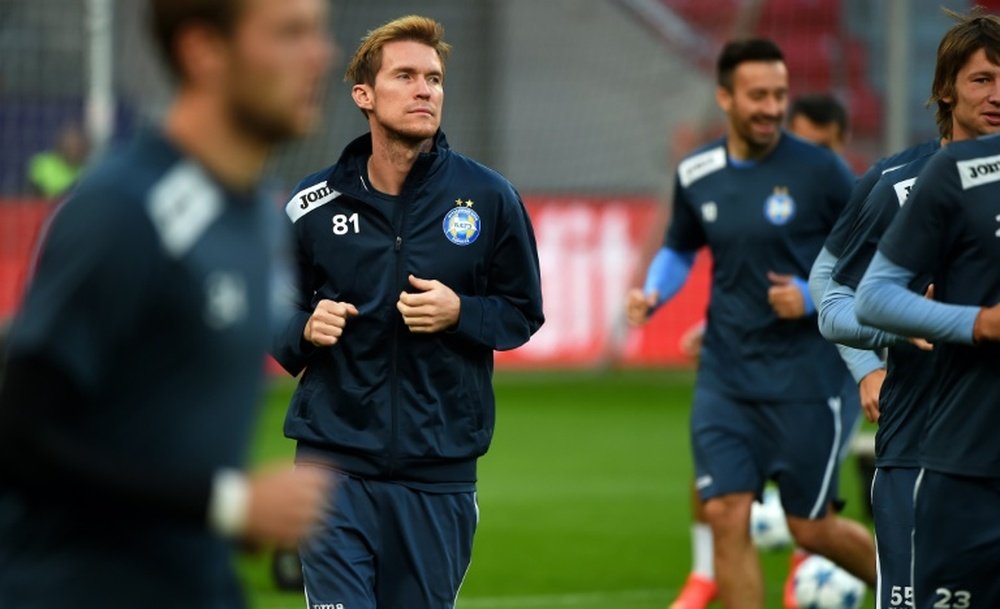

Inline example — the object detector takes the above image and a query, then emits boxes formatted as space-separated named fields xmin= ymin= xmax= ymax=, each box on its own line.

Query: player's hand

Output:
xmin=304 ymin=300 xmax=358 ymax=347
xmin=766 ymin=272 xmax=806 ymax=319
xmin=626 ymin=289 xmax=658 ymax=327
xmin=679 ymin=320 xmax=705 ymax=358
xmin=910 ymin=283 xmax=935 ymax=350
xmin=244 ymin=464 xmax=332 ymax=546
xmin=397 ymin=275 xmax=460 ymax=333
xmin=858 ymin=367 xmax=886 ymax=423
xmin=973 ymin=301 xmax=1000 ymax=343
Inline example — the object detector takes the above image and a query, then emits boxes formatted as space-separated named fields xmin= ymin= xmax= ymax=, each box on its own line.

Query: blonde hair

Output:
xmin=345 ymin=15 xmax=451 ymax=86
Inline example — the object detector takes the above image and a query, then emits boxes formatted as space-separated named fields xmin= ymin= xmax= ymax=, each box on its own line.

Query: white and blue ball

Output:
xmin=793 ymin=554 xmax=866 ymax=609
xmin=750 ymin=486 xmax=792 ymax=550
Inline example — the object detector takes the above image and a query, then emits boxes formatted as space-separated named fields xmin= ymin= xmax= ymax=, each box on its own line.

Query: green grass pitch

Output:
xmin=238 ymin=369 xmax=874 ymax=609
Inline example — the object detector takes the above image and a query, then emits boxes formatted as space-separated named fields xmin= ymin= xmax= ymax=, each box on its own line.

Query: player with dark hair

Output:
xmin=787 ymin=94 xmax=849 ymax=153
xmin=627 ymin=38 xmax=875 ymax=609
xmin=0 ymin=1 xmax=334 ymax=607
xmin=855 ymin=133 xmax=1000 ymax=609
xmin=271 ymin=14 xmax=544 ymax=609
xmin=817 ymin=9 xmax=1000 ymax=609
xmin=670 ymin=89 xmax=862 ymax=609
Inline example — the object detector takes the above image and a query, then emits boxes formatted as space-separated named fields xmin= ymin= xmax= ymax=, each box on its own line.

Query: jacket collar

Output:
xmin=326 ymin=130 xmax=450 ymax=197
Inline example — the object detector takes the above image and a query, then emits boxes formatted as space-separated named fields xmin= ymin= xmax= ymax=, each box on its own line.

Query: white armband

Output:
xmin=209 ymin=468 xmax=249 ymax=537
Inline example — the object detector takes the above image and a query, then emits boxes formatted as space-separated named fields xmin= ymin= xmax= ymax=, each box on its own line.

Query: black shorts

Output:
xmin=913 ymin=469 xmax=1000 ymax=609
xmin=872 ymin=467 xmax=918 ymax=609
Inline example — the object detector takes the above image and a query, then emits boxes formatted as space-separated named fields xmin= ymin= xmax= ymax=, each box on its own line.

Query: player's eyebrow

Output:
xmin=390 ymin=65 xmax=442 ymax=77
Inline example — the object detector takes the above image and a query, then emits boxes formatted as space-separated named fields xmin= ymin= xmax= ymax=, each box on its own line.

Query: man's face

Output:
xmin=223 ymin=0 xmax=334 ymax=143
xmin=789 ymin=114 xmax=844 ymax=153
xmin=717 ymin=61 xmax=788 ymax=153
xmin=355 ymin=39 xmax=444 ymax=143
xmin=947 ymin=47 xmax=1000 ymax=141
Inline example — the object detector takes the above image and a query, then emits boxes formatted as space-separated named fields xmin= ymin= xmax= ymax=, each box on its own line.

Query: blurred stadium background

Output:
xmin=3 ymin=0 xmax=991 ymax=366
xmin=0 ymin=1 xmax=991 ymax=607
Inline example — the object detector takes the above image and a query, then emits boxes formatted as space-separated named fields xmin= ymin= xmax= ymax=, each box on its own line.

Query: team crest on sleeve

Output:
xmin=443 ymin=199 xmax=480 ymax=246
xmin=763 ymin=186 xmax=795 ymax=225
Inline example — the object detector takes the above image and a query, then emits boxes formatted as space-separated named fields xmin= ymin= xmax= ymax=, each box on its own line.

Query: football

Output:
xmin=750 ymin=486 xmax=792 ymax=550
xmin=793 ymin=554 xmax=866 ymax=609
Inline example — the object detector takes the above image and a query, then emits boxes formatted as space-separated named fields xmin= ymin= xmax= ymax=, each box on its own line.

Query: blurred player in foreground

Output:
xmin=0 ymin=1 xmax=334 ymax=607
xmin=627 ymin=39 xmax=875 ymax=609
xmin=670 ymin=91 xmax=859 ymax=609
xmin=271 ymin=15 xmax=544 ymax=609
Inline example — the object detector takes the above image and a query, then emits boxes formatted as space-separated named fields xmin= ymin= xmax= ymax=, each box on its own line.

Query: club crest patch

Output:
xmin=443 ymin=199 xmax=480 ymax=246
xmin=763 ymin=186 xmax=795 ymax=225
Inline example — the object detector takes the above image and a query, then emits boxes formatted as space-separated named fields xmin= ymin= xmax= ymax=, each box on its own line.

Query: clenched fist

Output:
xmin=767 ymin=272 xmax=806 ymax=319
xmin=397 ymin=275 xmax=460 ymax=333
xmin=244 ymin=464 xmax=332 ymax=546
xmin=304 ymin=299 xmax=358 ymax=347
xmin=626 ymin=288 xmax=658 ymax=327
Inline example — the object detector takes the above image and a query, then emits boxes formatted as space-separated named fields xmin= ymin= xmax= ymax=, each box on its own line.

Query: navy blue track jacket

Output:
xmin=272 ymin=131 xmax=544 ymax=488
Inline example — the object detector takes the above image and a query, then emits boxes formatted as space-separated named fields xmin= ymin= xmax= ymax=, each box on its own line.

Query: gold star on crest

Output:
xmin=464 ymin=199 xmax=474 ymax=207
xmin=455 ymin=198 xmax=464 ymax=207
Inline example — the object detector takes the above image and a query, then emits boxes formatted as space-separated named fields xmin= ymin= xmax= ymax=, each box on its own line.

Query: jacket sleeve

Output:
xmin=270 ymin=186 xmax=318 ymax=376
xmin=0 ymin=355 xmax=214 ymax=529
xmin=452 ymin=191 xmax=544 ymax=351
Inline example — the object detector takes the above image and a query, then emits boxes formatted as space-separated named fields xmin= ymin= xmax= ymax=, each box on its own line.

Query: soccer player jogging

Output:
xmin=271 ymin=15 xmax=544 ymax=609
xmin=814 ymin=12 xmax=1000 ymax=609
xmin=626 ymin=39 xmax=876 ymax=609
xmin=671 ymin=91 xmax=863 ymax=609
xmin=855 ymin=135 xmax=1000 ymax=609
xmin=0 ymin=1 xmax=334 ymax=608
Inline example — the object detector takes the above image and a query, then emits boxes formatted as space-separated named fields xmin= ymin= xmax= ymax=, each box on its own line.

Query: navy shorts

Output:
xmin=830 ymin=374 xmax=862 ymax=502
xmin=913 ymin=470 xmax=1000 ymax=609
xmin=837 ymin=373 xmax=862 ymax=460
xmin=301 ymin=471 xmax=478 ymax=609
xmin=871 ymin=467 xmax=918 ymax=609
xmin=690 ymin=385 xmax=845 ymax=519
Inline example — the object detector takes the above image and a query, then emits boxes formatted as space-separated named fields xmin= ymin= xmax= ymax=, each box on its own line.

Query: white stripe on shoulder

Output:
xmin=286 ymin=182 xmax=340 ymax=223
xmin=146 ymin=161 xmax=223 ymax=259
xmin=677 ymin=147 xmax=726 ymax=188
xmin=956 ymin=153 xmax=1000 ymax=190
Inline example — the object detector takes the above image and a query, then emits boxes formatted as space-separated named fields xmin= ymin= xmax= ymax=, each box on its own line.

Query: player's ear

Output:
xmin=352 ymin=83 xmax=374 ymax=113
xmin=715 ymin=85 xmax=733 ymax=113
xmin=174 ymin=23 xmax=229 ymax=89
